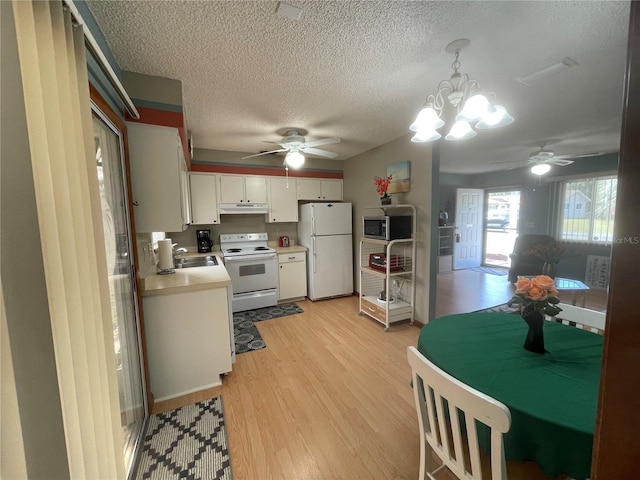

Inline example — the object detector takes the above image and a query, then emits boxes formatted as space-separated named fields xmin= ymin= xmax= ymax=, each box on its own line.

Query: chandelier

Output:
xmin=410 ymin=39 xmax=514 ymax=143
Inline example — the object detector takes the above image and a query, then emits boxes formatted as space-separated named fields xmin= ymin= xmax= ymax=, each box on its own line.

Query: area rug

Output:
xmin=134 ymin=396 xmax=232 ymax=480
xmin=470 ymin=266 xmax=509 ymax=276
xmin=233 ymin=303 xmax=303 ymax=354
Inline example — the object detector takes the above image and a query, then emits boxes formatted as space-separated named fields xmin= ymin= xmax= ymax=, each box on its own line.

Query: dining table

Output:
xmin=417 ymin=312 xmax=603 ymax=480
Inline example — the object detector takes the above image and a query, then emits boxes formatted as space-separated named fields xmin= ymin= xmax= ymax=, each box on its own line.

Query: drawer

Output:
xmin=361 ymin=296 xmax=386 ymax=322
xmin=278 ymin=252 xmax=306 ymax=264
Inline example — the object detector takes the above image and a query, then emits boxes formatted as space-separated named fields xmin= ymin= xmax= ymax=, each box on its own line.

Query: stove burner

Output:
xmin=254 ymin=246 xmax=270 ymax=251
xmin=226 ymin=248 xmax=242 ymax=253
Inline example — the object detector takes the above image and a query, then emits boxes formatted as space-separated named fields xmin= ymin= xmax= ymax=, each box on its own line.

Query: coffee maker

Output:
xmin=196 ymin=229 xmax=213 ymax=253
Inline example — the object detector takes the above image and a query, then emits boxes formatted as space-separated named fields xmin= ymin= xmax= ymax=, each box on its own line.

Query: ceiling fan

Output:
xmin=242 ymin=129 xmax=341 ymax=168
xmin=526 ymin=147 xmax=605 ymax=175
xmin=492 ymin=145 xmax=605 ymax=175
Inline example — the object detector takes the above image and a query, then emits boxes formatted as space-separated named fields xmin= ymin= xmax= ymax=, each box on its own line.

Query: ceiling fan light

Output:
xmin=409 ymin=105 xmax=444 ymax=132
xmin=456 ymin=93 xmax=489 ymax=122
xmin=285 ymin=151 xmax=305 ymax=168
xmin=476 ymin=105 xmax=515 ymax=129
xmin=411 ymin=128 xmax=441 ymax=143
xmin=531 ymin=163 xmax=551 ymax=175
xmin=445 ymin=121 xmax=477 ymax=141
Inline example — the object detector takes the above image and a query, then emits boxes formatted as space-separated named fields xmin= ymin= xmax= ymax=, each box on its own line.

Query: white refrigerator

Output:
xmin=298 ymin=202 xmax=353 ymax=300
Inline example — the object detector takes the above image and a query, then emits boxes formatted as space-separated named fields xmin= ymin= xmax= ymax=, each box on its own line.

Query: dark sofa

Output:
xmin=508 ymin=234 xmax=557 ymax=283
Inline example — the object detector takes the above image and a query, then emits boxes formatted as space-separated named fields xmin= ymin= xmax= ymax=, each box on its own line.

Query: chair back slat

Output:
xmin=407 ymin=347 xmax=511 ymax=480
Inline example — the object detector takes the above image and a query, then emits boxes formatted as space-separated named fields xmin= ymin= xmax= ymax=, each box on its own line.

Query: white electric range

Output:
xmin=220 ymin=233 xmax=278 ymax=313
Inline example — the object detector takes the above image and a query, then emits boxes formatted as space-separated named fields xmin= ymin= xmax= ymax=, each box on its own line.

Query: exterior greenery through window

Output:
xmin=559 ymin=175 xmax=617 ymax=243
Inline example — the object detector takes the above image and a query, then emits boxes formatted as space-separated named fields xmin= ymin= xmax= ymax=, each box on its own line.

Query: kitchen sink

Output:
xmin=174 ymin=255 xmax=218 ymax=269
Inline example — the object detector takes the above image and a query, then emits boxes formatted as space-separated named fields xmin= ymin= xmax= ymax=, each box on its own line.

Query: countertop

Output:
xmin=270 ymin=244 xmax=307 ymax=254
xmin=143 ymin=254 xmax=231 ymax=297
xmin=173 ymin=244 xmax=308 ymax=256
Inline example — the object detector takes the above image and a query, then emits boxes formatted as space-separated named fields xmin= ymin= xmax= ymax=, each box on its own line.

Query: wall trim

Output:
xmin=191 ymin=162 xmax=344 ymax=178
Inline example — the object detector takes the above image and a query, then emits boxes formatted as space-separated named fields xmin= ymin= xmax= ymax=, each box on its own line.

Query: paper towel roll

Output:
xmin=157 ymin=239 xmax=174 ymax=271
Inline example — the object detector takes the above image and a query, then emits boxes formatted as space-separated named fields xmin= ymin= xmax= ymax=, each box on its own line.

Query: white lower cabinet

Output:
xmin=278 ymin=252 xmax=307 ymax=301
xmin=143 ymin=286 xmax=232 ymax=401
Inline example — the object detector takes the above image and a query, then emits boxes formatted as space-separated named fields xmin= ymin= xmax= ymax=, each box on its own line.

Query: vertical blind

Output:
xmin=12 ymin=1 xmax=124 ymax=478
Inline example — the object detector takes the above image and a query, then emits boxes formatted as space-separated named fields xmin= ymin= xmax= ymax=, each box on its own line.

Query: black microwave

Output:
xmin=363 ymin=215 xmax=412 ymax=241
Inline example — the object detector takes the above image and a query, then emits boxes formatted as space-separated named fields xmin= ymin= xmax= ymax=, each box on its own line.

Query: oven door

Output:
xmin=223 ymin=253 xmax=278 ymax=294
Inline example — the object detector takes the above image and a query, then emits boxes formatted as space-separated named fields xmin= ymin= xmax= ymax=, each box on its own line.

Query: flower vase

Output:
xmin=380 ymin=194 xmax=392 ymax=205
xmin=542 ymin=262 xmax=557 ymax=278
xmin=522 ymin=306 xmax=545 ymax=353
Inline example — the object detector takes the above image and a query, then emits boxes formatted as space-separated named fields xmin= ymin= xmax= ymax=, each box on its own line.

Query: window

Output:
xmin=151 ymin=231 xmax=166 ymax=247
xmin=559 ymin=175 xmax=617 ymax=243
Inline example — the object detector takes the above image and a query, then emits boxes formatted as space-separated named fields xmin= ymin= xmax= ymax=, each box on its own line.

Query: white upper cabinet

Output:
xmin=268 ymin=177 xmax=298 ymax=223
xmin=297 ymin=178 xmax=343 ymax=201
xmin=190 ymin=173 xmax=220 ymax=225
xmin=127 ymin=122 xmax=190 ymax=232
xmin=219 ymin=175 xmax=267 ymax=204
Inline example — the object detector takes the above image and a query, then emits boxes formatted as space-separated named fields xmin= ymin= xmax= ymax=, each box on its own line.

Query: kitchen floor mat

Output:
xmin=233 ymin=303 xmax=303 ymax=354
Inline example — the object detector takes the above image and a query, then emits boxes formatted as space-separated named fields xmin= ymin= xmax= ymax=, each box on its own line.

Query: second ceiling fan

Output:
xmin=243 ymin=129 xmax=340 ymax=168
xmin=527 ymin=147 xmax=604 ymax=175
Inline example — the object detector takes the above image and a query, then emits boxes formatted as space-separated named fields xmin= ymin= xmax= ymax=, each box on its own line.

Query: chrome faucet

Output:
xmin=174 ymin=247 xmax=188 ymax=255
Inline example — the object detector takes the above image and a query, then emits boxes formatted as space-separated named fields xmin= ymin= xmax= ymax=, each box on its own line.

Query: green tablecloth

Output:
xmin=417 ymin=313 xmax=603 ymax=480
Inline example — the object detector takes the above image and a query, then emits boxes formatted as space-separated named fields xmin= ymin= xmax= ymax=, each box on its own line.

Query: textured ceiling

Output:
xmin=86 ymin=0 xmax=630 ymax=174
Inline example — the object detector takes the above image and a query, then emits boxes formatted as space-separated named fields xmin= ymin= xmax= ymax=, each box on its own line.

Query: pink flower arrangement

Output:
xmin=374 ymin=175 xmax=392 ymax=197
xmin=509 ymin=275 xmax=563 ymax=316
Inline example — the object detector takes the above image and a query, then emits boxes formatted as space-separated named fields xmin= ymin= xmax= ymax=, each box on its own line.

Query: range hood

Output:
xmin=219 ymin=203 xmax=269 ymax=215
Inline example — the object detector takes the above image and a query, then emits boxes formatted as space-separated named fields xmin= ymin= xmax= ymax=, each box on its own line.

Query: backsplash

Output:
xmin=168 ymin=216 xmax=298 ymax=250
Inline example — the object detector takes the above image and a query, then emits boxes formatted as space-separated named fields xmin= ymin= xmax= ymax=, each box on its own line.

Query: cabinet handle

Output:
xmin=280 ymin=265 xmax=283 ymax=269
xmin=289 ymin=256 xmax=296 ymax=260
xmin=367 ymin=307 xmax=375 ymax=312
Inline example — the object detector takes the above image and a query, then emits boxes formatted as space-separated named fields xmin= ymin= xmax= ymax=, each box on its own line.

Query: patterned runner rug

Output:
xmin=134 ymin=396 xmax=231 ymax=480
xmin=233 ymin=303 xmax=303 ymax=354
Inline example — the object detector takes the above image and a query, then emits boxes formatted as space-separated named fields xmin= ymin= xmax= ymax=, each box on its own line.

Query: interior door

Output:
xmin=454 ymin=188 xmax=484 ymax=269
xmin=93 ymin=108 xmax=146 ymax=474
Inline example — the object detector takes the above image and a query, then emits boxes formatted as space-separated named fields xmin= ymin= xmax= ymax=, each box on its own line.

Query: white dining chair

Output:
xmin=547 ymin=302 xmax=606 ymax=334
xmin=407 ymin=346 xmax=512 ymax=480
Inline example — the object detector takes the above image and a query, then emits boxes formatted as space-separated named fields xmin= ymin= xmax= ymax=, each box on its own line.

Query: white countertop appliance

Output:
xmin=298 ymin=202 xmax=353 ymax=300
xmin=220 ymin=232 xmax=278 ymax=312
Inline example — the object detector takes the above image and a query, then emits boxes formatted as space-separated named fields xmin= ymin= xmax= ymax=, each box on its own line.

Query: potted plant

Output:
xmin=374 ymin=175 xmax=392 ymax=204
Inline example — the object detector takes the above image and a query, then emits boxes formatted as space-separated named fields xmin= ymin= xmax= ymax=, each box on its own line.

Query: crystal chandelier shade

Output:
xmin=410 ymin=39 xmax=514 ymax=143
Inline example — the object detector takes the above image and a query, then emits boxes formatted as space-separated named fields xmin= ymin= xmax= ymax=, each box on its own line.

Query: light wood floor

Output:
xmin=151 ymin=270 xmax=607 ymax=479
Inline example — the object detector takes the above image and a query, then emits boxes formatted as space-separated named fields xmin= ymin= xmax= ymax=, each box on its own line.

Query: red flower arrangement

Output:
xmin=374 ymin=175 xmax=392 ymax=197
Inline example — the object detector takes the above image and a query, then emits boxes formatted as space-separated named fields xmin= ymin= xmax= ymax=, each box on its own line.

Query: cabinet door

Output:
xmin=219 ymin=175 xmax=245 ymax=203
xmin=244 ymin=176 xmax=267 ymax=203
xmin=178 ymin=142 xmax=191 ymax=226
xmin=127 ymin=122 xmax=186 ymax=232
xmin=279 ymin=257 xmax=307 ymax=300
xmin=297 ymin=178 xmax=322 ymax=200
xmin=321 ymin=180 xmax=343 ymax=200
xmin=268 ymin=177 xmax=298 ymax=223
xmin=190 ymin=173 xmax=219 ymax=224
